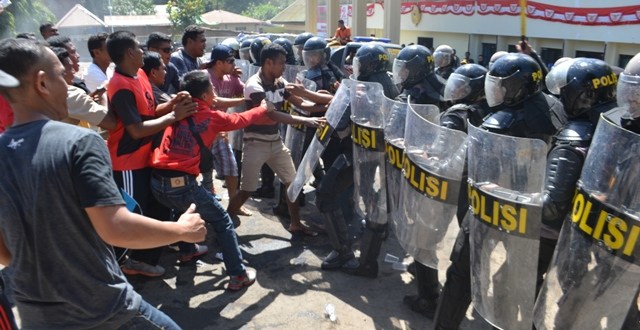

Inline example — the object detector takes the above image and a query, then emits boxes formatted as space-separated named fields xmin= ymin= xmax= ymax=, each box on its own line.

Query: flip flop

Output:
xmin=287 ymin=227 xmax=319 ymax=237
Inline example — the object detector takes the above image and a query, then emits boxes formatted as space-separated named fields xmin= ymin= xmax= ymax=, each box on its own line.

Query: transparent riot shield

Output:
xmin=226 ymin=103 xmax=246 ymax=151
xmin=351 ymin=80 xmax=387 ymax=225
xmin=384 ymin=97 xmax=439 ymax=233
xmin=284 ymin=64 xmax=307 ymax=84
xmin=286 ymin=79 xmax=353 ymax=202
xmin=467 ymin=123 xmax=547 ymax=330
xmin=247 ymin=64 xmax=260 ymax=81
xmin=235 ymin=59 xmax=251 ymax=83
xmin=284 ymin=77 xmax=317 ymax=167
xmin=396 ymin=103 xmax=467 ymax=270
xmin=533 ymin=114 xmax=640 ymax=330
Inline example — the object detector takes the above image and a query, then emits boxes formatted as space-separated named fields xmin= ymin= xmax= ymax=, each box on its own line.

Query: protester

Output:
xmin=0 ymin=37 xmax=206 ymax=329
xmin=146 ymin=32 xmax=180 ymax=94
xmin=38 ymin=22 xmax=58 ymax=39
xmin=83 ymin=32 xmax=112 ymax=92
xmin=171 ymin=25 xmax=207 ymax=77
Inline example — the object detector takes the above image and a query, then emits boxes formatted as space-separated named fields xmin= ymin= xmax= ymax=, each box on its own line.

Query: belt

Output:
xmin=151 ymin=169 xmax=194 ymax=188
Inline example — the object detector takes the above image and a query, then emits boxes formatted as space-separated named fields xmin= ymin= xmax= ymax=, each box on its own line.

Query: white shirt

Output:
xmin=83 ymin=63 xmax=112 ymax=93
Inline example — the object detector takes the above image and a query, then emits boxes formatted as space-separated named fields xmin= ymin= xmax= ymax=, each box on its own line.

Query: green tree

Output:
xmin=167 ymin=0 xmax=205 ymax=31
xmin=241 ymin=0 xmax=288 ymax=20
xmin=0 ymin=0 xmax=56 ymax=38
xmin=111 ymin=0 xmax=155 ymax=15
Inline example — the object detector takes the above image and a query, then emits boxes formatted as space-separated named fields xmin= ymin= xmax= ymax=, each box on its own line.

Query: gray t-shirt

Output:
xmin=0 ymin=120 xmax=141 ymax=329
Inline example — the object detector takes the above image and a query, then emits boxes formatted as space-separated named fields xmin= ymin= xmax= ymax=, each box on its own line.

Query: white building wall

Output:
xmin=362 ymin=1 xmax=640 ymax=67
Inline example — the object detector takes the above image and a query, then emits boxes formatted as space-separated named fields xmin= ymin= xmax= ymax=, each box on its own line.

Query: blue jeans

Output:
xmin=117 ymin=299 xmax=180 ymax=329
xmin=151 ymin=173 xmax=246 ymax=276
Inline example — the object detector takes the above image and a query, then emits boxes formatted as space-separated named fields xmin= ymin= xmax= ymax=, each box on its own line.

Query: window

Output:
xmin=417 ymin=37 xmax=433 ymax=50
xmin=619 ymin=54 xmax=634 ymax=69
xmin=541 ymin=48 xmax=562 ymax=68
xmin=575 ymin=50 xmax=604 ymax=60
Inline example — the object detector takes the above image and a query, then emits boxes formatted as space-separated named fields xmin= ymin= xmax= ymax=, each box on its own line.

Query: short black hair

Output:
xmin=46 ymin=35 xmax=71 ymax=49
xmin=142 ymin=51 xmax=163 ymax=75
xmin=180 ymin=70 xmax=211 ymax=99
xmin=146 ymin=32 xmax=172 ymax=49
xmin=181 ymin=25 xmax=205 ymax=47
xmin=338 ymin=19 xmax=344 ymax=24
xmin=50 ymin=47 xmax=70 ymax=65
xmin=87 ymin=32 xmax=109 ymax=58
xmin=260 ymin=43 xmax=287 ymax=66
xmin=0 ymin=39 xmax=49 ymax=90
xmin=16 ymin=32 xmax=37 ymax=40
xmin=107 ymin=31 xmax=138 ymax=65
xmin=39 ymin=23 xmax=54 ymax=34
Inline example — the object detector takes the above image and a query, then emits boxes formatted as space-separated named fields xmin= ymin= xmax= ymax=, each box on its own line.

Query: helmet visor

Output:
xmin=433 ymin=51 xmax=450 ymax=68
xmin=485 ymin=74 xmax=508 ymax=107
xmin=352 ymin=57 xmax=361 ymax=80
xmin=617 ymin=72 xmax=640 ymax=118
xmin=545 ymin=59 xmax=575 ymax=95
xmin=444 ymin=73 xmax=472 ymax=101
xmin=239 ymin=48 xmax=251 ymax=61
xmin=392 ymin=59 xmax=409 ymax=85
xmin=294 ymin=44 xmax=304 ymax=63
xmin=302 ymin=49 xmax=324 ymax=69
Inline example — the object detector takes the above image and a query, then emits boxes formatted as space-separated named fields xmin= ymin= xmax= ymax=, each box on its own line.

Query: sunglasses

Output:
xmin=160 ymin=47 xmax=173 ymax=54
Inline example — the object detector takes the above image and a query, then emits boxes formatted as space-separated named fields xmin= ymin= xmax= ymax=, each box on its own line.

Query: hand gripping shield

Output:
xmin=286 ymin=78 xmax=353 ymax=202
xmin=533 ymin=114 xmax=640 ymax=330
xmin=396 ymin=102 xmax=466 ymax=270
xmin=467 ymin=123 xmax=547 ymax=330
xmin=350 ymin=80 xmax=387 ymax=225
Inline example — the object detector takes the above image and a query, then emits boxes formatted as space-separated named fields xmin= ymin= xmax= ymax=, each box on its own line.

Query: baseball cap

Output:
xmin=0 ymin=70 xmax=19 ymax=88
xmin=206 ymin=44 xmax=235 ymax=67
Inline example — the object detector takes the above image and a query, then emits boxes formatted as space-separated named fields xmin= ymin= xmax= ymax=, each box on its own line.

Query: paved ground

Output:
xmin=12 ymin=180 xmax=494 ymax=329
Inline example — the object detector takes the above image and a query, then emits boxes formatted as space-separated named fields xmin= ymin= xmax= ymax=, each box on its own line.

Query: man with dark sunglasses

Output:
xmin=146 ymin=32 xmax=180 ymax=94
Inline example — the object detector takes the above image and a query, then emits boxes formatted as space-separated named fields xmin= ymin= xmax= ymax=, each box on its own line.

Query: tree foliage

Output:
xmin=241 ymin=1 xmax=287 ymax=21
xmin=0 ymin=0 xmax=56 ymax=38
xmin=167 ymin=0 xmax=205 ymax=31
xmin=111 ymin=0 xmax=156 ymax=15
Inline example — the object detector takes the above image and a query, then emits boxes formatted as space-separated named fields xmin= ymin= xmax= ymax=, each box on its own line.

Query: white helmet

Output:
xmin=221 ymin=38 xmax=240 ymax=51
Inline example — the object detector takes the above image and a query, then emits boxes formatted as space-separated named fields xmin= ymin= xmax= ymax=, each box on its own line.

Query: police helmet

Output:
xmin=392 ymin=44 xmax=434 ymax=88
xmin=239 ymin=38 xmax=254 ymax=62
xmin=433 ymin=45 xmax=454 ymax=69
xmin=618 ymin=53 xmax=640 ymax=119
xmin=485 ymin=53 xmax=543 ymax=107
xmin=294 ymin=32 xmax=314 ymax=64
xmin=302 ymin=37 xmax=329 ymax=69
xmin=352 ymin=43 xmax=390 ymax=80
xmin=488 ymin=51 xmax=508 ymax=70
xmin=444 ymin=64 xmax=488 ymax=104
xmin=273 ymin=38 xmax=296 ymax=65
xmin=546 ymin=57 xmax=617 ymax=118
xmin=250 ymin=37 xmax=272 ymax=65
xmin=221 ymin=38 xmax=240 ymax=51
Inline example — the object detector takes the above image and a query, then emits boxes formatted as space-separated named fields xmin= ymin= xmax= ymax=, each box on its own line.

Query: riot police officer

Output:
xmin=434 ymin=53 xmax=566 ymax=329
xmin=273 ymin=38 xmax=297 ymax=65
xmin=401 ymin=63 xmax=491 ymax=320
xmin=433 ymin=45 xmax=456 ymax=81
xmin=239 ymin=38 xmax=254 ymax=63
xmin=393 ymin=44 xmax=446 ymax=109
xmin=319 ymin=44 xmax=398 ymax=273
xmin=302 ymin=37 xmax=344 ymax=94
xmin=533 ymin=53 xmax=640 ymax=330
xmin=293 ymin=32 xmax=314 ymax=66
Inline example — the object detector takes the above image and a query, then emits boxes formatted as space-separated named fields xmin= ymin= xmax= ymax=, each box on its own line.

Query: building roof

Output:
xmin=104 ymin=5 xmax=171 ymax=27
xmin=200 ymin=9 xmax=266 ymax=26
xmin=55 ymin=4 xmax=106 ymax=29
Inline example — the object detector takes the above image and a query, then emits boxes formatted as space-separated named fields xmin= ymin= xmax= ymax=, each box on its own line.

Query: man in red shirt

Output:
xmin=106 ymin=31 xmax=196 ymax=277
xmin=150 ymin=70 xmax=322 ymax=290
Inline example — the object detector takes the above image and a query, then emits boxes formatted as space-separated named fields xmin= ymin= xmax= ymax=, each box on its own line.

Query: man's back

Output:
xmin=0 ymin=120 xmax=139 ymax=328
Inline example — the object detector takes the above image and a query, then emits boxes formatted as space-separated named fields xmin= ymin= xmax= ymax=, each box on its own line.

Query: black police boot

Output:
xmin=320 ymin=207 xmax=354 ymax=270
xmin=341 ymin=221 xmax=385 ymax=278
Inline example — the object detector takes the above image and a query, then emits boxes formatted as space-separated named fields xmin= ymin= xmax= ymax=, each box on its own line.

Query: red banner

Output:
xmin=391 ymin=1 xmax=640 ymax=26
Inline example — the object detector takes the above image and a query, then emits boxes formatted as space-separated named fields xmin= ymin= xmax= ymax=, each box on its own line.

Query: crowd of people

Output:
xmin=0 ymin=20 xmax=638 ymax=329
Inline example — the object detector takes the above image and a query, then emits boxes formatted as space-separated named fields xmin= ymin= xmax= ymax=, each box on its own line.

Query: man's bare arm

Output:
xmin=124 ymin=99 xmax=196 ymax=140
xmin=214 ymin=97 xmax=245 ymax=109
xmin=0 ymin=231 xmax=11 ymax=266
xmin=86 ymin=203 xmax=206 ymax=249
xmin=286 ymin=84 xmax=333 ymax=104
